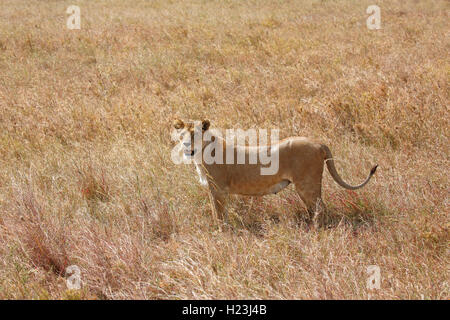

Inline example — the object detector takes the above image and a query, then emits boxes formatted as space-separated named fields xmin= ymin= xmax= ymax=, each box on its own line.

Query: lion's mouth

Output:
xmin=184 ymin=149 xmax=196 ymax=157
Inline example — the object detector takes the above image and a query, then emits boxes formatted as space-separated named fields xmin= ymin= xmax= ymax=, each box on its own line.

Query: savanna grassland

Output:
xmin=0 ymin=0 xmax=448 ymax=299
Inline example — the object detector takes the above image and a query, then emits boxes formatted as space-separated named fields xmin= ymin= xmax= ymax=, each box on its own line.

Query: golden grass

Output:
xmin=0 ymin=0 xmax=448 ymax=299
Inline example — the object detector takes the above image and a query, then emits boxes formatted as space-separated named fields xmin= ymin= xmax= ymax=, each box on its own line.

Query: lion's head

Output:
xmin=172 ymin=119 xmax=210 ymax=158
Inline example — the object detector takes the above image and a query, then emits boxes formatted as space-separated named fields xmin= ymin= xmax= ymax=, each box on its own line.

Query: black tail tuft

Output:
xmin=370 ymin=164 xmax=378 ymax=176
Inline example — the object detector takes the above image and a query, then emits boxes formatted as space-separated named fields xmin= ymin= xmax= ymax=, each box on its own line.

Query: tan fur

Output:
xmin=173 ymin=119 xmax=377 ymax=225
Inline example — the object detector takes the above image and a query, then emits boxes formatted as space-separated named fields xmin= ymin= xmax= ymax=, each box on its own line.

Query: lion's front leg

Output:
xmin=207 ymin=183 xmax=226 ymax=229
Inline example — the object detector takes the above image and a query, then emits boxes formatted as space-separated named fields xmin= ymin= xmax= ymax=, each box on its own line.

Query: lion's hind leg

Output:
xmin=294 ymin=184 xmax=321 ymax=218
xmin=292 ymin=155 xmax=326 ymax=223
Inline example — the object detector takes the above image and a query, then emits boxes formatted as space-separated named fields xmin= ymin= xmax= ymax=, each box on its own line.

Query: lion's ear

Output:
xmin=173 ymin=119 xmax=184 ymax=129
xmin=202 ymin=119 xmax=210 ymax=131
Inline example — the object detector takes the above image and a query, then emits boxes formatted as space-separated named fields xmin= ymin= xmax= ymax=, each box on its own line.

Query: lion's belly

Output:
xmin=228 ymin=178 xmax=291 ymax=196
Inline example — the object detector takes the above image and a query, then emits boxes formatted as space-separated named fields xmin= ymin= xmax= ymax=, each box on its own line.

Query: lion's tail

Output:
xmin=320 ymin=144 xmax=378 ymax=190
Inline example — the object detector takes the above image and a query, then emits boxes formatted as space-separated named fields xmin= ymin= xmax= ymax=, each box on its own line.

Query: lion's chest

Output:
xmin=194 ymin=163 xmax=208 ymax=186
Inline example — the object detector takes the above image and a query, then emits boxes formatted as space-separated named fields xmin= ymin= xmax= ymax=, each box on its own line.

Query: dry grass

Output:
xmin=0 ymin=0 xmax=448 ymax=299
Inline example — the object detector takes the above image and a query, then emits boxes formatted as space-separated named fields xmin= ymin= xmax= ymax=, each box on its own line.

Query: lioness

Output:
xmin=173 ymin=119 xmax=377 ymax=224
